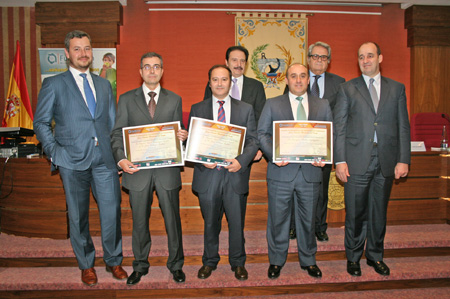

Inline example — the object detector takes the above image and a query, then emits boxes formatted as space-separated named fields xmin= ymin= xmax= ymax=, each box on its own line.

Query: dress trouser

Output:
xmin=344 ymin=146 xmax=394 ymax=262
xmin=59 ymin=146 xmax=123 ymax=270
xmin=197 ymin=169 xmax=247 ymax=268
xmin=267 ymin=167 xmax=319 ymax=267
xmin=129 ymin=173 xmax=184 ymax=273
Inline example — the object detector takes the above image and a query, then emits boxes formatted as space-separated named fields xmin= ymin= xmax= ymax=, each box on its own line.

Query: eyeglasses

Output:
xmin=309 ymin=54 xmax=329 ymax=61
xmin=142 ymin=64 xmax=162 ymax=71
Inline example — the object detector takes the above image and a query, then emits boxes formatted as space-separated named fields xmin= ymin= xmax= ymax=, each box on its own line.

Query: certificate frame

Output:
xmin=122 ymin=121 xmax=184 ymax=169
xmin=273 ymin=120 xmax=333 ymax=164
xmin=185 ymin=117 xmax=246 ymax=166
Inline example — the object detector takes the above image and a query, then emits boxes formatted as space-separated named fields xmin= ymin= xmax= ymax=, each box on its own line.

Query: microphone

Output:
xmin=442 ymin=113 xmax=450 ymax=123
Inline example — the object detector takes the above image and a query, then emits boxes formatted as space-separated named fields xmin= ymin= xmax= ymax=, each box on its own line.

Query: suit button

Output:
xmin=374 ymin=123 xmax=378 ymax=126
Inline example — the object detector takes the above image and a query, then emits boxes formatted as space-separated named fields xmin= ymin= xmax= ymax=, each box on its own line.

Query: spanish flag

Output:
xmin=2 ymin=41 xmax=34 ymax=136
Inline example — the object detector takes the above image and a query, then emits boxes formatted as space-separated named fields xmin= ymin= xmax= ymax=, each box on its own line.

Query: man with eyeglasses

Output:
xmin=285 ymin=41 xmax=345 ymax=243
xmin=111 ymin=52 xmax=188 ymax=285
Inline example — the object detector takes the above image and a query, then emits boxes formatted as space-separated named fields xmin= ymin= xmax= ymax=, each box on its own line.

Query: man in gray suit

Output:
xmin=285 ymin=41 xmax=345 ymax=242
xmin=258 ymin=63 xmax=332 ymax=279
xmin=34 ymin=30 xmax=127 ymax=286
xmin=111 ymin=52 xmax=188 ymax=285
xmin=190 ymin=65 xmax=259 ymax=281
xmin=334 ymin=42 xmax=410 ymax=277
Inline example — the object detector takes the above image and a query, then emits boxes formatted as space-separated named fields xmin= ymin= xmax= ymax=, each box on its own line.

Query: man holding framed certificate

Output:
xmin=111 ymin=52 xmax=188 ymax=285
xmin=189 ymin=65 xmax=259 ymax=281
xmin=258 ymin=63 xmax=332 ymax=279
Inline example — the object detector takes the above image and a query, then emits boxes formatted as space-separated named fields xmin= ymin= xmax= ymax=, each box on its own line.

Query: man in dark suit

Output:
xmin=204 ymin=46 xmax=266 ymax=123
xmin=258 ymin=63 xmax=333 ymax=279
xmin=111 ymin=52 xmax=188 ymax=285
xmin=284 ymin=41 xmax=345 ymax=242
xmin=33 ymin=30 xmax=127 ymax=286
xmin=190 ymin=65 xmax=259 ymax=281
xmin=334 ymin=42 xmax=410 ymax=277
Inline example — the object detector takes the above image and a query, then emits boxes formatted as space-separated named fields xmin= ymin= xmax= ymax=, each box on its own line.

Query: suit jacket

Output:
xmin=34 ymin=71 xmax=116 ymax=171
xmin=203 ymin=75 xmax=266 ymax=123
xmin=111 ymin=87 xmax=184 ymax=192
xmin=258 ymin=93 xmax=333 ymax=183
xmin=333 ymin=75 xmax=411 ymax=177
xmin=283 ymin=72 xmax=345 ymax=110
xmin=189 ymin=98 xmax=259 ymax=195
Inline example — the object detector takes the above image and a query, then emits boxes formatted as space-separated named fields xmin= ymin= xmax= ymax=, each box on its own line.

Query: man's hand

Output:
xmin=177 ymin=129 xmax=188 ymax=142
xmin=118 ymin=159 xmax=140 ymax=174
xmin=275 ymin=160 xmax=289 ymax=167
xmin=203 ymin=162 xmax=217 ymax=169
xmin=335 ymin=163 xmax=350 ymax=183
xmin=395 ymin=162 xmax=409 ymax=179
xmin=225 ymin=159 xmax=241 ymax=172
xmin=312 ymin=160 xmax=325 ymax=167
xmin=253 ymin=150 xmax=263 ymax=161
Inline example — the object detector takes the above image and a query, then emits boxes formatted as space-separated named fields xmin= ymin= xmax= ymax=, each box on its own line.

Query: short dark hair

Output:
xmin=64 ymin=30 xmax=91 ymax=51
xmin=140 ymin=52 xmax=163 ymax=68
xmin=359 ymin=41 xmax=382 ymax=56
xmin=208 ymin=64 xmax=232 ymax=82
xmin=225 ymin=46 xmax=249 ymax=62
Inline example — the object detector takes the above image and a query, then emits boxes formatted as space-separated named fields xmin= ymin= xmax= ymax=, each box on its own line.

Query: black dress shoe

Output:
xmin=231 ymin=266 xmax=248 ymax=281
xmin=289 ymin=228 xmax=296 ymax=240
xmin=315 ymin=231 xmax=329 ymax=242
xmin=301 ymin=265 xmax=322 ymax=278
xmin=126 ymin=270 xmax=147 ymax=285
xmin=171 ymin=269 xmax=186 ymax=283
xmin=367 ymin=260 xmax=390 ymax=276
xmin=347 ymin=261 xmax=361 ymax=276
xmin=268 ymin=265 xmax=282 ymax=279
xmin=197 ymin=265 xmax=217 ymax=279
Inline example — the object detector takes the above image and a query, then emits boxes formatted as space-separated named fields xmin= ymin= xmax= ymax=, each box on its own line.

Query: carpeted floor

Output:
xmin=0 ymin=256 xmax=449 ymax=290
xmin=1 ymin=224 xmax=449 ymax=258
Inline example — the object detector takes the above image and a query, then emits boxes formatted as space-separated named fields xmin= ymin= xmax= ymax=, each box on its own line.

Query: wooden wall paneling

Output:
xmin=405 ymin=5 xmax=450 ymax=116
xmin=35 ymin=1 xmax=122 ymax=46
xmin=1 ymin=209 xmax=68 ymax=239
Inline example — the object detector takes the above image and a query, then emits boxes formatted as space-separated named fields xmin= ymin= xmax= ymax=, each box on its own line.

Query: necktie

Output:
xmin=80 ymin=73 xmax=96 ymax=117
xmin=148 ymin=91 xmax=157 ymax=118
xmin=369 ymin=78 xmax=379 ymax=113
xmin=311 ymin=75 xmax=320 ymax=98
xmin=295 ymin=96 xmax=306 ymax=120
xmin=231 ymin=78 xmax=240 ymax=100
xmin=369 ymin=78 xmax=379 ymax=143
xmin=217 ymin=100 xmax=226 ymax=123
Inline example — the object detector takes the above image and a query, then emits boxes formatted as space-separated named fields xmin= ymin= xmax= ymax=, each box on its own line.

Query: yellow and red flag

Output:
xmin=2 ymin=40 xmax=34 ymax=133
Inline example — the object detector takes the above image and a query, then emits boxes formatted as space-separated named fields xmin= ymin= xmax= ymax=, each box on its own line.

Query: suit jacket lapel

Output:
xmin=281 ymin=94 xmax=294 ymax=120
xmin=355 ymin=76 xmax=376 ymax=114
xmin=153 ymin=88 xmax=169 ymax=123
xmin=308 ymin=94 xmax=319 ymax=120
xmin=91 ymin=75 xmax=102 ymax=118
xmin=241 ymin=76 xmax=252 ymax=100
xmin=378 ymin=76 xmax=390 ymax=114
xmin=133 ymin=87 xmax=152 ymax=122
xmin=62 ymin=71 xmax=93 ymax=117
xmin=230 ymin=98 xmax=240 ymax=124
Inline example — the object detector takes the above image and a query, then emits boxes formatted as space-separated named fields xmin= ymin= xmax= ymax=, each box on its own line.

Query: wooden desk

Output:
xmin=0 ymin=151 xmax=448 ymax=239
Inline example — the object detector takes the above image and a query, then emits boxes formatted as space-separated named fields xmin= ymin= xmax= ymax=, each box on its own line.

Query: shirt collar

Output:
xmin=362 ymin=72 xmax=381 ymax=85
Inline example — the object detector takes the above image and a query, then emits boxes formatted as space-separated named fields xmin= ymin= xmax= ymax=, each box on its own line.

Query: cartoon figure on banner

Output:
xmin=250 ymin=44 xmax=292 ymax=90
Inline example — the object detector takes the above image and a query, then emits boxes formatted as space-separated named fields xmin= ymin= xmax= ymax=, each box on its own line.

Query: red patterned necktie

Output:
xmin=148 ymin=91 xmax=156 ymax=118
xmin=217 ymin=100 xmax=226 ymax=123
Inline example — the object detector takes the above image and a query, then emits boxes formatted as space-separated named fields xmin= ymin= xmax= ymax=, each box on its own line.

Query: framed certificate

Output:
xmin=122 ymin=121 xmax=184 ymax=169
xmin=185 ymin=117 xmax=246 ymax=166
xmin=273 ymin=120 xmax=333 ymax=164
